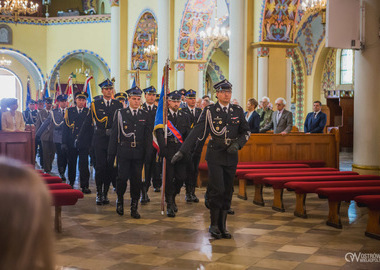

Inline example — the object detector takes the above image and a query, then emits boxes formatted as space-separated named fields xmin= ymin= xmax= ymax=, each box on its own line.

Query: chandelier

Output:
xmin=301 ymin=0 xmax=327 ymax=23
xmin=199 ymin=0 xmax=230 ymax=43
xmin=0 ymin=56 xmax=11 ymax=66
xmin=0 ymin=0 xmax=39 ymax=22
xmin=74 ymin=53 xmax=91 ymax=76
xmin=144 ymin=44 xmax=158 ymax=56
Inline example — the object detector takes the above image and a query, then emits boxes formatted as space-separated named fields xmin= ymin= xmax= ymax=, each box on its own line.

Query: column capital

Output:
xmin=146 ymin=73 xmax=152 ymax=79
xmin=111 ymin=0 xmax=119 ymax=7
xmin=176 ymin=63 xmax=185 ymax=71
xmin=257 ymin=47 xmax=270 ymax=57
xmin=285 ymin=48 xmax=294 ymax=58
xmin=130 ymin=73 xmax=136 ymax=78
xmin=198 ymin=64 xmax=206 ymax=71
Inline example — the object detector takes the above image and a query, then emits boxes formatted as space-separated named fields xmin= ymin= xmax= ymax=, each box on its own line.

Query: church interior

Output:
xmin=0 ymin=0 xmax=379 ymax=269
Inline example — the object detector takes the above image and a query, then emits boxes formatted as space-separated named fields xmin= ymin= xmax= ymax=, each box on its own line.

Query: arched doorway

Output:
xmin=49 ymin=50 xmax=110 ymax=98
xmin=0 ymin=68 xmax=23 ymax=104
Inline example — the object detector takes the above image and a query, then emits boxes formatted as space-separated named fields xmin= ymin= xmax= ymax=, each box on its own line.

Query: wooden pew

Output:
xmin=0 ymin=130 xmax=35 ymax=165
xmin=354 ymin=195 xmax=380 ymax=240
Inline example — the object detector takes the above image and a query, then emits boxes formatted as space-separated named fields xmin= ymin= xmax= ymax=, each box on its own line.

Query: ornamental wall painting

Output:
xmin=131 ymin=12 xmax=157 ymax=71
xmin=178 ymin=0 xmax=215 ymax=60
xmin=261 ymin=0 xmax=300 ymax=43
xmin=321 ymin=48 xmax=337 ymax=91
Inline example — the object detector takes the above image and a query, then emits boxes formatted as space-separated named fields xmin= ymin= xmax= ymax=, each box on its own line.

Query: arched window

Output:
xmin=340 ymin=49 xmax=353 ymax=84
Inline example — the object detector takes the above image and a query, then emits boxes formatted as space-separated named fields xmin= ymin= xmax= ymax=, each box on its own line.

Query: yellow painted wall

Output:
xmin=184 ymin=63 xmax=199 ymax=91
xmin=211 ymin=48 xmax=229 ymax=80
xmin=268 ymin=48 xmax=287 ymax=104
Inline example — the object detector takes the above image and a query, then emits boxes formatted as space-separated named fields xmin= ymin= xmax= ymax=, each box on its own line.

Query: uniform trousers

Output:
xmin=207 ymin=162 xmax=236 ymax=210
xmin=36 ymin=137 xmax=44 ymax=168
xmin=165 ymin=148 xmax=187 ymax=199
xmin=67 ymin=147 xmax=90 ymax=188
xmin=116 ymin=157 xmax=143 ymax=200
xmin=42 ymin=140 xmax=55 ymax=173
xmin=94 ymin=133 xmax=117 ymax=189
xmin=55 ymin=143 xmax=67 ymax=175
xmin=185 ymin=154 xmax=201 ymax=188
xmin=143 ymin=148 xmax=161 ymax=189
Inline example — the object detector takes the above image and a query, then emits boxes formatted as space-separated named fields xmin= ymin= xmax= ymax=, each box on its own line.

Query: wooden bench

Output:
xmin=284 ymin=176 xmax=380 ymax=218
xmin=244 ymin=171 xmax=358 ymax=208
xmin=315 ymin=187 xmax=380 ymax=229
xmin=236 ymin=167 xmax=338 ymax=199
xmin=354 ymin=195 xmax=380 ymax=240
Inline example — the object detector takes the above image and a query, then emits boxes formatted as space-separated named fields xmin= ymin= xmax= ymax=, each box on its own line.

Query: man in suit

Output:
xmin=172 ymin=79 xmax=250 ymax=239
xmin=109 ymin=86 xmax=153 ymax=218
xmin=78 ymin=79 xmax=123 ymax=205
xmin=140 ymin=86 xmax=158 ymax=204
xmin=36 ymin=95 xmax=68 ymax=181
xmin=62 ymin=92 xmax=91 ymax=193
xmin=181 ymin=89 xmax=202 ymax=203
xmin=245 ymin=98 xmax=260 ymax=133
xmin=304 ymin=101 xmax=327 ymax=133
xmin=155 ymin=90 xmax=192 ymax=217
xmin=257 ymin=96 xmax=273 ymax=129
xmin=260 ymin=97 xmax=293 ymax=134
xmin=23 ymin=100 xmax=38 ymax=125
xmin=35 ymin=98 xmax=55 ymax=173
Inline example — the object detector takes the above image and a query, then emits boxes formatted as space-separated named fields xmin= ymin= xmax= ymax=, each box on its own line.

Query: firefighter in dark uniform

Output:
xmin=181 ymin=89 xmax=202 ymax=203
xmin=23 ymin=99 xmax=38 ymax=125
xmin=35 ymin=99 xmax=45 ymax=168
xmin=78 ymin=79 xmax=123 ymax=205
xmin=62 ymin=92 xmax=91 ymax=193
xmin=155 ymin=90 xmax=191 ymax=217
xmin=115 ymin=92 xmax=128 ymax=108
xmin=108 ymin=86 xmax=152 ymax=219
xmin=140 ymin=86 xmax=158 ymax=204
xmin=172 ymin=79 xmax=250 ymax=239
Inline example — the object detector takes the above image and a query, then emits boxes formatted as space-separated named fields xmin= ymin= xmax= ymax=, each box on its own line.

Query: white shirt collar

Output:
xmin=128 ymin=106 xmax=139 ymax=113
xmin=103 ymin=98 xmax=112 ymax=105
xmin=219 ymin=103 xmax=229 ymax=111
xmin=169 ymin=108 xmax=177 ymax=116
xmin=76 ymin=107 xmax=83 ymax=113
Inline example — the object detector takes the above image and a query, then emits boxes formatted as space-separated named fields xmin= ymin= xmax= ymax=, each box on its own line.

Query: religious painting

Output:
xmin=0 ymin=24 xmax=12 ymax=45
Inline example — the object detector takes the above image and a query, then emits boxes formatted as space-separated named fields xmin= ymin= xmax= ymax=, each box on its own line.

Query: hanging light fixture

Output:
xmin=301 ymin=0 xmax=327 ymax=23
xmin=0 ymin=56 xmax=11 ymax=66
xmin=0 ymin=0 xmax=39 ymax=22
xmin=199 ymin=0 xmax=230 ymax=43
xmin=144 ymin=44 xmax=158 ymax=56
xmin=75 ymin=53 xmax=91 ymax=77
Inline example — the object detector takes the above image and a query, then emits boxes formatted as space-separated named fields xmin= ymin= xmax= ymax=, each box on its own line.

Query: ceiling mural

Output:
xmin=261 ymin=0 xmax=300 ymax=43
xmin=294 ymin=12 xmax=325 ymax=75
xmin=131 ymin=12 xmax=157 ymax=71
xmin=178 ymin=0 xmax=216 ymax=60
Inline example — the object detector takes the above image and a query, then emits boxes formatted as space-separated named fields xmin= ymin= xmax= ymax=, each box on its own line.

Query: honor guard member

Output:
xmin=155 ymin=90 xmax=191 ymax=217
xmin=62 ymin=92 xmax=91 ymax=193
xmin=36 ymin=97 xmax=55 ymax=173
xmin=108 ymin=86 xmax=152 ymax=218
xmin=35 ymin=99 xmax=45 ymax=169
xmin=154 ymin=94 xmax=160 ymax=106
xmin=140 ymin=86 xmax=158 ymax=203
xmin=181 ymin=89 xmax=202 ymax=203
xmin=36 ymin=94 xmax=68 ymax=181
xmin=115 ymin=92 xmax=128 ymax=108
xmin=23 ymin=100 xmax=38 ymax=125
xmin=172 ymin=79 xmax=250 ymax=239
xmin=179 ymin=88 xmax=187 ymax=108
xmin=78 ymin=79 xmax=123 ymax=205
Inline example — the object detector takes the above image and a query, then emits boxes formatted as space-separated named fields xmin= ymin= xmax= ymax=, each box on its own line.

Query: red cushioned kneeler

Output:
xmin=47 ymin=183 xmax=73 ymax=190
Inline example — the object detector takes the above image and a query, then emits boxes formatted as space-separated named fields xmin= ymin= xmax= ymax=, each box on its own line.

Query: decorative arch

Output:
xmin=0 ymin=47 xmax=44 ymax=90
xmin=292 ymin=47 xmax=306 ymax=129
xmin=48 ymin=50 xmax=110 ymax=90
xmin=131 ymin=11 xmax=157 ymax=71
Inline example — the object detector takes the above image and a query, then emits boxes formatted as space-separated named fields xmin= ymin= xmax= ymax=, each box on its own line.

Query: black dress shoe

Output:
xmin=185 ymin=193 xmax=193 ymax=203
xmin=102 ymin=195 xmax=110 ymax=205
xmin=227 ymin=208 xmax=235 ymax=215
xmin=172 ymin=195 xmax=178 ymax=213
xmin=191 ymin=193 xmax=199 ymax=203
xmin=167 ymin=206 xmax=175 ymax=217
xmin=82 ymin=187 xmax=91 ymax=194
xmin=116 ymin=200 xmax=124 ymax=216
xmin=209 ymin=225 xmax=222 ymax=239
xmin=131 ymin=210 xmax=141 ymax=219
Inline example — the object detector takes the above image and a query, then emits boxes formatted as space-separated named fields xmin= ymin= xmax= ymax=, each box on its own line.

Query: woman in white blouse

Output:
xmin=1 ymin=98 xmax=25 ymax=132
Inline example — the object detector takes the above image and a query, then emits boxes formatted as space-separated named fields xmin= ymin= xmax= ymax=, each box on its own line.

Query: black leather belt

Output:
xmin=120 ymin=141 xmax=140 ymax=148
xmin=210 ymin=137 xmax=237 ymax=146
xmin=167 ymin=138 xmax=180 ymax=143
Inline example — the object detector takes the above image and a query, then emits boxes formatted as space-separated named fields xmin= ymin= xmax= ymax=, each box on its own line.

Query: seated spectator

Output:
xmin=0 ymin=98 xmax=9 ymax=131
xmin=304 ymin=101 xmax=327 ymax=133
xmin=202 ymin=95 xmax=210 ymax=101
xmin=257 ymin=96 xmax=273 ymax=129
xmin=195 ymin=97 xmax=202 ymax=108
xmin=245 ymin=98 xmax=260 ymax=133
xmin=0 ymin=157 xmax=55 ymax=270
xmin=201 ymin=98 xmax=210 ymax=109
xmin=260 ymin=97 xmax=293 ymax=134
xmin=1 ymin=98 xmax=25 ymax=132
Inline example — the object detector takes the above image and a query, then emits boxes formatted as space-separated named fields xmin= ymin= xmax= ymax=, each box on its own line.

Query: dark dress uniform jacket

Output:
xmin=62 ymin=107 xmax=89 ymax=149
xmin=23 ymin=109 xmax=38 ymax=125
xmin=141 ymin=103 xmax=157 ymax=131
xmin=181 ymin=106 xmax=202 ymax=128
xmin=181 ymin=103 xmax=250 ymax=166
xmin=108 ymin=108 xmax=153 ymax=160
xmin=36 ymin=108 xmax=65 ymax=144
xmin=36 ymin=109 xmax=54 ymax=142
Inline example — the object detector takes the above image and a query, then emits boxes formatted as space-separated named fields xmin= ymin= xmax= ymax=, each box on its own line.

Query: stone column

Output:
xmin=353 ymin=0 xmax=380 ymax=175
xmin=146 ymin=73 xmax=152 ymax=88
xmin=257 ymin=47 xmax=269 ymax=100
xmin=229 ymin=0 xmax=245 ymax=104
xmin=176 ymin=63 xmax=185 ymax=90
xmin=198 ymin=64 xmax=206 ymax=96
xmin=130 ymin=73 xmax=135 ymax=88
xmin=158 ymin=0 xmax=170 ymax=87
xmin=111 ymin=0 xmax=120 ymax=92
xmin=285 ymin=48 xmax=294 ymax=108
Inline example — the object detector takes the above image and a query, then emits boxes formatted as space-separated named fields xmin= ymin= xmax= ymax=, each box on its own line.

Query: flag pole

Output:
xmin=161 ymin=58 xmax=170 ymax=215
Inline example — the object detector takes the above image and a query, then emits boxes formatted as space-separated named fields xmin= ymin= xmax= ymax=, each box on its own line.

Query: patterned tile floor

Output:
xmin=45 ymin=153 xmax=380 ymax=270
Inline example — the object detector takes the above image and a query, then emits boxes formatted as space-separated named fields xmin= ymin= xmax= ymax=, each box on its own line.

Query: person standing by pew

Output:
xmin=257 ymin=96 xmax=273 ymax=129
xmin=245 ymin=98 xmax=260 ymax=133
xmin=62 ymin=92 xmax=91 ymax=194
xmin=181 ymin=89 xmax=202 ymax=203
xmin=22 ymin=99 xmax=38 ymax=126
xmin=304 ymin=101 xmax=327 ymax=133
xmin=172 ymin=79 xmax=250 ymax=239
xmin=1 ymin=98 xmax=25 ymax=132
xmin=36 ymin=94 xmax=68 ymax=181
xmin=260 ymin=97 xmax=292 ymax=134
xmin=35 ymin=99 xmax=45 ymax=168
